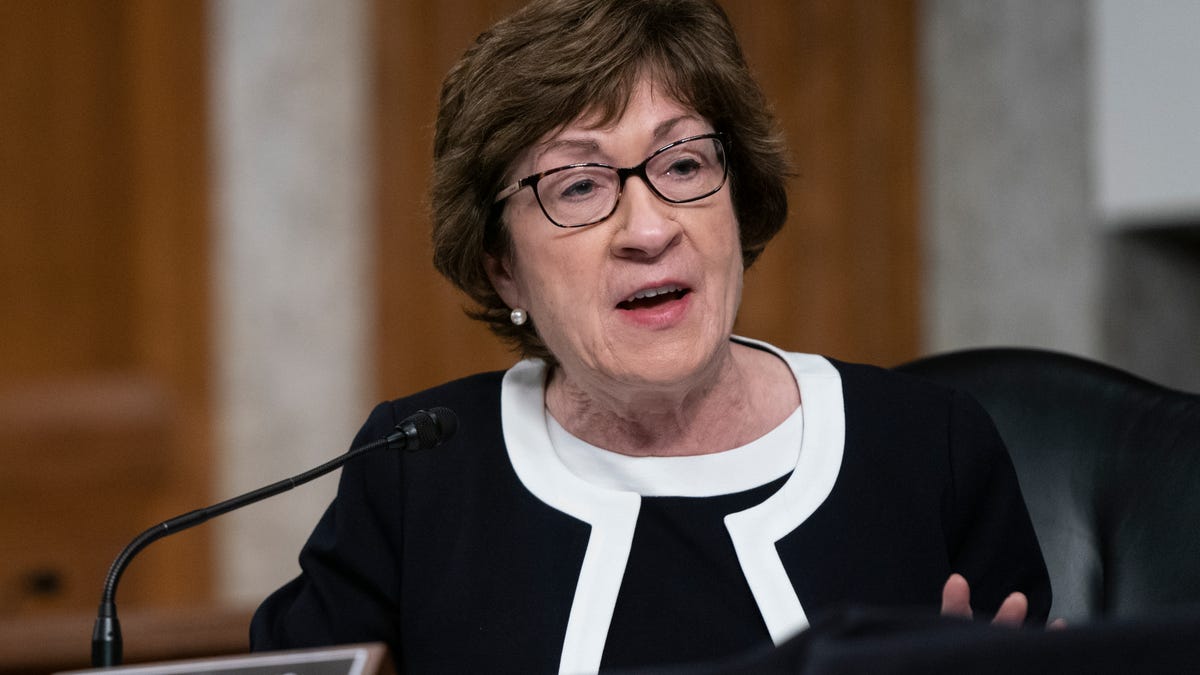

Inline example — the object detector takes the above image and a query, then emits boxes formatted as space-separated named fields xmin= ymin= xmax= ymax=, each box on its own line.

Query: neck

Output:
xmin=545 ymin=342 xmax=798 ymax=457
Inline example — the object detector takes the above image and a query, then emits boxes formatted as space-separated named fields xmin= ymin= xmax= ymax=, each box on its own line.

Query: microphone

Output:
xmin=91 ymin=406 xmax=458 ymax=667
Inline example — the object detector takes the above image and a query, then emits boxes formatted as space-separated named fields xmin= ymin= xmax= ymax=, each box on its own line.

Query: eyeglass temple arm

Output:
xmin=494 ymin=181 xmax=524 ymax=203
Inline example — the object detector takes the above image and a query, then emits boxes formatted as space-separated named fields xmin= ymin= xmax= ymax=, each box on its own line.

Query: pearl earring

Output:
xmin=510 ymin=308 xmax=527 ymax=326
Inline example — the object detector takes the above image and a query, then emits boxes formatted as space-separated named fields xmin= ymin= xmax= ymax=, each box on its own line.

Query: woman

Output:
xmin=251 ymin=0 xmax=1050 ymax=671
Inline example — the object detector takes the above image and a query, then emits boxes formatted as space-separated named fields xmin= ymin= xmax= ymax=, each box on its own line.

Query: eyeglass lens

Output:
xmin=535 ymin=136 xmax=726 ymax=227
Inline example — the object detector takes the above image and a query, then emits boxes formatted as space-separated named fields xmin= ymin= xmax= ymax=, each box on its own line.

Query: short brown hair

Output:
xmin=431 ymin=0 xmax=790 ymax=361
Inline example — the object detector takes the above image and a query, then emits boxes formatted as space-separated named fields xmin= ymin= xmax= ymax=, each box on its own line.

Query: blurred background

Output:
xmin=2 ymin=0 xmax=1197 ymax=671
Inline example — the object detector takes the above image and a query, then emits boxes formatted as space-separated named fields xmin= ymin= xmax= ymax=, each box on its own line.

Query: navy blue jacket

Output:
xmin=251 ymin=354 xmax=1050 ymax=673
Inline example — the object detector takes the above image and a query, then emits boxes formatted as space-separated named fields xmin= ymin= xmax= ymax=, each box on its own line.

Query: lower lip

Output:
xmin=615 ymin=291 xmax=692 ymax=329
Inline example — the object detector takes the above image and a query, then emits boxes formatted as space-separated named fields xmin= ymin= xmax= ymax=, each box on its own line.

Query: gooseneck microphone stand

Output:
xmin=91 ymin=407 xmax=457 ymax=667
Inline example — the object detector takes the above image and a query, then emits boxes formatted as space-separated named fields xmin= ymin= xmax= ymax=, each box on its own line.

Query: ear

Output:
xmin=483 ymin=251 xmax=523 ymax=310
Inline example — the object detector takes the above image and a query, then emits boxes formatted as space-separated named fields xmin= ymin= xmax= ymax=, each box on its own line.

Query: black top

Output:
xmin=250 ymin=349 xmax=1050 ymax=673
xmin=600 ymin=476 xmax=789 ymax=670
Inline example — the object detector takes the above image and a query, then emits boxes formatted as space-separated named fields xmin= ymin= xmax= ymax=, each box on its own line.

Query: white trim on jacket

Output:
xmin=499 ymin=337 xmax=846 ymax=674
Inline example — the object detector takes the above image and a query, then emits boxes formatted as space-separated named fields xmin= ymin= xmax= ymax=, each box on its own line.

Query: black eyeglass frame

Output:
xmin=492 ymin=132 xmax=729 ymax=229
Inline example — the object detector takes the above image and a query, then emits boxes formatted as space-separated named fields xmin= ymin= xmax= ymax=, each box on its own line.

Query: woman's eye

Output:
xmin=560 ymin=178 xmax=598 ymax=199
xmin=667 ymin=157 xmax=702 ymax=178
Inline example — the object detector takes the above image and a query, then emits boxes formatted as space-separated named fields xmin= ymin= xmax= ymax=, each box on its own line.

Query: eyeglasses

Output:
xmin=493 ymin=132 xmax=729 ymax=228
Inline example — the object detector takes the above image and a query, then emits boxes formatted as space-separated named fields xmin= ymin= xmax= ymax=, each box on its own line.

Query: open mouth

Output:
xmin=616 ymin=284 xmax=691 ymax=311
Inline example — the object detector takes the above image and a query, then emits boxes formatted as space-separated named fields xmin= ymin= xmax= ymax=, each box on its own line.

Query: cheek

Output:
xmin=510 ymin=236 xmax=595 ymax=322
xmin=712 ymin=208 xmax=745 ymax=313
xmin=706 ymin=205 xmax=744 ymax=274
xmin=501 ymin=202 xmax=555 ymax=305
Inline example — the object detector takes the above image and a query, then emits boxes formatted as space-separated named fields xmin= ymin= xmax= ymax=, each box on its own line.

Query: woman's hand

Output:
xmin=940 ymin=573 xmax=1029 ymax=626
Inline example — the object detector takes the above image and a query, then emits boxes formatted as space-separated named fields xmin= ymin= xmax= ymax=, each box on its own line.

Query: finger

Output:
xmin=1049 ymin=618 xmax=1068 ymax=630
xmin=941 ymin=573 xmax=973 ymax=619
xmin=992 ymin=591 xmax=1028 ymax=627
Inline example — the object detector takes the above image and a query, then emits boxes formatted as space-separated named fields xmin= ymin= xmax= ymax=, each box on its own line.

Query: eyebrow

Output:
xmin=531 ymin=114 xmax=706 ymax=168
xmin=651 ymin=115 xmax=701 ymax=144
xmin=532 ymin=139 xmax=601 ymax=167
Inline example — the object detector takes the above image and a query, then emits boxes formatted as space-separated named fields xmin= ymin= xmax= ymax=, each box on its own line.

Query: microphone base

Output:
xmin=92 ymin=614 xmax=123 ymax=667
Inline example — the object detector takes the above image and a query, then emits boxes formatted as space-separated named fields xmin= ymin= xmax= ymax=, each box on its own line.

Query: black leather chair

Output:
xmin=895 ymin=348 xmax=1200 ymax=622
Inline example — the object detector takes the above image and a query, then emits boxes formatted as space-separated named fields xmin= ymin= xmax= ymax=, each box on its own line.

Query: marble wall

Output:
xmin=209 ymin=0 xmax=372 ymax=604
xmin=921 ymin=0 xmax=1200 ymax=392
xmin=921 ymin=0 xmax=1101 ymax=360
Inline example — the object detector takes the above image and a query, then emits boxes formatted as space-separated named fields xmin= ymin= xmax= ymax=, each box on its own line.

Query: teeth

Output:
xmin=625 ymin=284 xmax=682 ymax=302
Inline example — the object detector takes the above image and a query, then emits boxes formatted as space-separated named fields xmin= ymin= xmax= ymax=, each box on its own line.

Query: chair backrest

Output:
xmin=896 ymin=348 xmax=1200 ymax=622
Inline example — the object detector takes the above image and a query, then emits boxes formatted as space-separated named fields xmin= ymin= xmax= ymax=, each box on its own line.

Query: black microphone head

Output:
xmin=427 ymin=407 xmax=458 ymax=443
xmin=407 ymin=410 xmax=440 ymax=450
xmin=392 ymin=407 xmax=458 ymax=451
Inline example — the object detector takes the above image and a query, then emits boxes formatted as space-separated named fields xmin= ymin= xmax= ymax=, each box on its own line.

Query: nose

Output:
xmin=609 ymin=176 xmax=682 ymax=261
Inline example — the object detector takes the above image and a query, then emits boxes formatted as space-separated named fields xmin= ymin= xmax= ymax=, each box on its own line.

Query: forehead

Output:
xmin=525 ymin=78 xmax=708 ymax=166
xmin=566 ymin=78 xmax=695 ymax=135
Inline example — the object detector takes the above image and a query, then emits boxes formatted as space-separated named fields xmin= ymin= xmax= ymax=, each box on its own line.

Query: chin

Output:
xmin=604 ymin=336 xmax=725 ymax=388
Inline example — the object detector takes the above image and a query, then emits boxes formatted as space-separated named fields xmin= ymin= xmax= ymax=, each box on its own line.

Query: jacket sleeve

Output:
xmin=250 ymin=401 xmax=407 ymax=653
xmin=941 ymin=390 xmax=1052 ymax=623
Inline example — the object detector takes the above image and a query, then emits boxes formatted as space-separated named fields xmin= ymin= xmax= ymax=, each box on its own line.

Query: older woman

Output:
xmin=251 ymin=0 xmax=1050 ymax=671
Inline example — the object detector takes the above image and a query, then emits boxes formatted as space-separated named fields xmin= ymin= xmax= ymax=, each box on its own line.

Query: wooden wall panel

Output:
xmin=727 ymin=0 xmax=920 ymax=366
xmin=371 ymin=0 xmax=918 ymax=398
xmin=0 ymin=0 xmax=214 ymax=618
xmin=371 ymin=0 xmax=527 ymax=397
xmin=120 ymin=0 xmax=217 ymax=611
